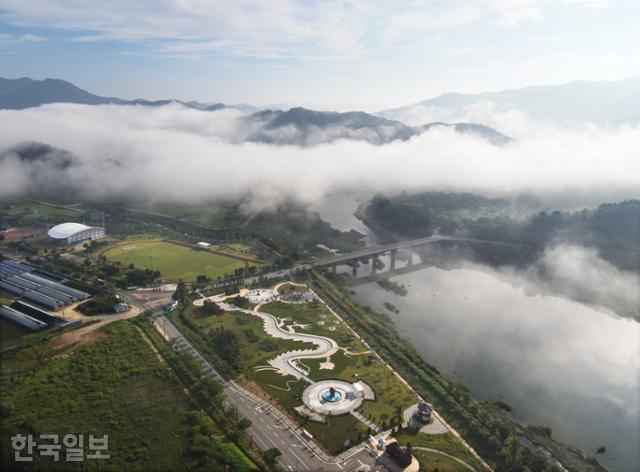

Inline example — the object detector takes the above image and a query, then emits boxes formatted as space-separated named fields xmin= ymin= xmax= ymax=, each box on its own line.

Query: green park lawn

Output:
xmin=189 ymin=306 xmax=315 ymax=372
xmin=395 ymin=431 xmax=484 ymax=470
xmin=262 ymin=301 xmax=418 ymax=426
xmin=3 ymin=201 xmax=82 ymax=220
xmin=102 ymin=240 xmax=250 ymax=282
xmin=182 ymin=305 xmax=370 ymax=454
xmin=183 ymin=294 xmax=418 ymax=453
xmin=261 ymin=301 xmax=370 ymax=353
xmin=412 ymin=449 xmax=472 ymax=471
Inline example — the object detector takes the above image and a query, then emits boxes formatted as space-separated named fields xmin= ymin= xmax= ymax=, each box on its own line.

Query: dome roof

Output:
xmin=47 ymin=222 xmax=97 ymax=239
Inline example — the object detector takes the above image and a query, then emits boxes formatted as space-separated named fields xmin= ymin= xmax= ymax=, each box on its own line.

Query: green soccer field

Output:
xmin=103 ymin=240 xmax=251 ymax=282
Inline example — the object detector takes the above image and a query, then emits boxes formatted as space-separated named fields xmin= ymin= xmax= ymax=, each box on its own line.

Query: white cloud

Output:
xmin=0 ymin=0 xmax=615 ymax=58
xmin=0 ymin=32 xmax=46 ymax=47
xmin=0 ymin=0 xmax=366 ymax=58
xmin=0 ymin=103 xmax=638 ymax=208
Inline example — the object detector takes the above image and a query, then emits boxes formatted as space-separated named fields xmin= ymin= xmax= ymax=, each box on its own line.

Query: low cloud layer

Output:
xmin=0 ymin=103 xmax=639 ymax=210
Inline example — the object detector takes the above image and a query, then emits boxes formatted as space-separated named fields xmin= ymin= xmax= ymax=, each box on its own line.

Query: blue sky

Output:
xmin=0 ymin=0 xmax=638 ymax=110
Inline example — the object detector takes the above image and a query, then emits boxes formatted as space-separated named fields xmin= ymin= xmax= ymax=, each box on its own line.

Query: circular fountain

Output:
xmin=321 ymin=387 xmax=343 ymax=402
xmin=302 ymin=380 xmax=363 ymax=415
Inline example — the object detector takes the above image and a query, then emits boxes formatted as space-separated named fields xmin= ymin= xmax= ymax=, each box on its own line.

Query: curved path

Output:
xmin=413 ymin=446 xmax=478 ymax=472
xmin=194 ymin=288 xmax=339 ymax=381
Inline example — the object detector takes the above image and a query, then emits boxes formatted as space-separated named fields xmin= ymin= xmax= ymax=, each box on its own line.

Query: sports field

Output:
xmin=103 ymin=240 xmax=251 ymax=282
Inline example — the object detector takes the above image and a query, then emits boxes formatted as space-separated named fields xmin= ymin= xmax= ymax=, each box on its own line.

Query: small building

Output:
xmin=197 ymin=242 xmax=211 ymax=248
xmin=48 ymin=223 xmax=105 ymax=245
xmin=113 ymin=303 xmax=129 ymax=313
xmin=413 ymin=402 xmax=433 ymax=423
xmin=386 ymin=442 xmax=413 ymax=469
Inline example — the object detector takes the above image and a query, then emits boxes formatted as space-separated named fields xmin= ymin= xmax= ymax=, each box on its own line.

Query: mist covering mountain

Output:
xmin=0 ymin=77 xmax=510 ymax=146
xmin=241 ymin=107 xmax=510 ymax=146
xmin=382 ymin=77 xmax=640 ymax=125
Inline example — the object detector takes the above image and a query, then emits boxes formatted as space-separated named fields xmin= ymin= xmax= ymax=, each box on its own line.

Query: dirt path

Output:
xmin=49 ymin=309 xmax=142 ymax=349
xmin=134 ymin=325 xmax=168 ymax=367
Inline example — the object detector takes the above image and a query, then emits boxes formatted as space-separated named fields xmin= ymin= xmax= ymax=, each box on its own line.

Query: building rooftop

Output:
xmin=47 ymin=222 xmax=100 ymax=239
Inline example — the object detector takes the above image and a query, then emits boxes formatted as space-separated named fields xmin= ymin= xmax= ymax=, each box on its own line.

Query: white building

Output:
xmin=47 ymin=222 xmax=105 ymax=245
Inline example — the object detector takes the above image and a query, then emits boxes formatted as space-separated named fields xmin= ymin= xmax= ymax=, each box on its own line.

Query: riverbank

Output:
xmin=307 ymin=269 xmax=609 ymax=471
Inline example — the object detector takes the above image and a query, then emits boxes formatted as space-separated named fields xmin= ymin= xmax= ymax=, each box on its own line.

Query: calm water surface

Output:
xmin=352 ymin=267 xmax=640 ymax=471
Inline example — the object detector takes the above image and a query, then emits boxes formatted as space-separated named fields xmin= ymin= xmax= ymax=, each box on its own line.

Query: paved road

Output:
xmin=152 ymin=314 xmax=385 ymax=471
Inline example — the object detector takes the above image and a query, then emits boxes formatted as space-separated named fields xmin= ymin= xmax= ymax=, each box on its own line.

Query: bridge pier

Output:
xmin=406 ymin=251 xmax=413 ymax=267
xmin=371 ymin=256 xmax=378 ymax=275
xmin=352 ymin=263 xmax=358 ymax=279
xmin=390 ymin=249 xmax=397 ymax=270
xmin=331 ymin=264 xmax=336 ymax=275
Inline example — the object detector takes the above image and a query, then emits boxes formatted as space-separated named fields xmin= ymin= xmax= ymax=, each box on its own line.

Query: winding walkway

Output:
xmin=413 ymin=446 xmax=477 ymax=472
xmin=194 ymin=288 xmax=339 ymax=381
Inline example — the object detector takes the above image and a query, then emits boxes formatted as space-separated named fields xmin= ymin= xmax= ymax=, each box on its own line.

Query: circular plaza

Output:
xmin=302 ymin=380 xmax=363 ymax=416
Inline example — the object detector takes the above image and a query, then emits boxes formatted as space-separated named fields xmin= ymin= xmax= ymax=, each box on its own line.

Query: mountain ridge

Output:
xmin=0 ymin=76 xmax=510 ymax=145
xmin=381 ymin=77 xmax=640 ymax=124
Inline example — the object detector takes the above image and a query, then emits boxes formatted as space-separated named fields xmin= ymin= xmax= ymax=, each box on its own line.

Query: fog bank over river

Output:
xmin=352 ymin=267 xmax=640 ymax=471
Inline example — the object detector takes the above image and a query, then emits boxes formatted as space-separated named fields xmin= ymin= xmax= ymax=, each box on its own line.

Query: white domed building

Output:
xmin=47 ymin=223 xmax=105 ymax=245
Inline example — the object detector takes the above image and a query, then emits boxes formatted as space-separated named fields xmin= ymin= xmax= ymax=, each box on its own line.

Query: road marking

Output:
xmin=253 ymin=433 xmax=268 ymax=450
xmin=287 ymin=448 xmax=310 ymax=470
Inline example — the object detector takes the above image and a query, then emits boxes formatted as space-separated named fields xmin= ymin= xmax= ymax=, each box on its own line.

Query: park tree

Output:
xmin=127 ymin=268 xmax=159 ymax=286
xmin=201 ymin=300 xmax=223 ymax=316
xmin=263 ymin=448 xmax=282 ymax=466
xmin=172 ymin=281 xmax=189 ymax=304
xmin=230 ymin=296 xmax=250 ymax=309
xmin=236 ymin=416 xmax=252 ymax=430
xmin=209 ymin=327 xmax=241 ymax=369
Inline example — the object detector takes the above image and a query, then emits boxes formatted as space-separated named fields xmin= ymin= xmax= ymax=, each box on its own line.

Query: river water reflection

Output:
xmin=352 ymin=267 xmax=640 ymax=471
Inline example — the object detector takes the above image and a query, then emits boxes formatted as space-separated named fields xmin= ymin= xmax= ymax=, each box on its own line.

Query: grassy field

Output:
xmin=2 ymin=200 xmax=82 ymax=220
xmin=102 ymin=240 xmax=250 ymax=282
xmin=261 ymin=301 xmax=369 ymax=353
xmin=395 ymin=431 xmax=483 ymax=470
xmin=190 ymin=307 xmax=316 ymax=372
xmin=180 ymin=305 xmax=372 ymax=454
xmin=0 ymin=321 xmax=252 ymax=471
xmin=261 ymin=301 xmax=418 ymax=426
xmin=412 ymin=449 xmax=471 ymax=471
xmin=181 ymin=293 xmax=418 ymax=454
xmin=152 ymin=203 xmax=246 ymax=228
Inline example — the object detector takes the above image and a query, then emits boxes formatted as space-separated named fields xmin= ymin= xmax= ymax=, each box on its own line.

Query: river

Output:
xmin=352 ymin=267 xmax=640 ymax=471
xmin=313 ymin=195 xmax=639 ymax=471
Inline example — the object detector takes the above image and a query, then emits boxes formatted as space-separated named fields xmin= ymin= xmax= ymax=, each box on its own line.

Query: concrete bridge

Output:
xmin=315 ymin=234 xmax=519 ymax=280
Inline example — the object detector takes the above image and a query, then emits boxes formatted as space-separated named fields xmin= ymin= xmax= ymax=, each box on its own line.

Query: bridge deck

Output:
xmin=315 ymin=235 xmax=519 ymax=266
